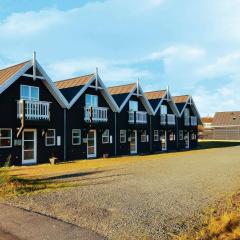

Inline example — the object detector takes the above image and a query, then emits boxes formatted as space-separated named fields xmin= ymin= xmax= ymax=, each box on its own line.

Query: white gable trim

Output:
xmin=118 ymin=85 xmax=154 ymax=115
xmin=68 ymin=74 xmax=119 ymax=112
xmin=0 ymin=60 xmax=69 ymax=108
xmin=179 ymin=96 xmax=201 ymax=124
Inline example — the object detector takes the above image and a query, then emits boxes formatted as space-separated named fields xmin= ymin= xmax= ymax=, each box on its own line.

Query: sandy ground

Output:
xmin=9 ymin=145 xmax=240 ymax=240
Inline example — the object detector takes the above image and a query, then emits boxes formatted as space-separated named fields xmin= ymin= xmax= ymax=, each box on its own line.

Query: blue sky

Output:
xmin=0 ymin=0 xmax=240 ymax=116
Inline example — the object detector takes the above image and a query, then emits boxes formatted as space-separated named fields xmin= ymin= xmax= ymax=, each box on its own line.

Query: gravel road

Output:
xmin=10 ymin=145 xmax=240 ymax=240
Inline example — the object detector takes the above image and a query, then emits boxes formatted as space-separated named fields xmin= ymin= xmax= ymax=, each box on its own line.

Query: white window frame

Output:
xmin=20 ymin=85 xmax=39 ymax=101
xmin=154 ymin=130 xmax=159 ymax=141
xmin=179 ymin=130 xmax=184 ymax=140
xmin=72 ymin=129 xmax=81 ymax=145
xmin=169 ymin=132 xmax=175 ymax=141
xmin=120 ymin=130 xmax=126 ymax=143
xmin=102 ymin=129 xmax=109 ymax=144
xmin=0 ymin=128 xmax=12 ymax=148
xmin=160 ymin=105 xmax=167 ymax=115
xmin=141 ymin=130 xmax=147 ymax=142
xmin=129 ymin=100 xmax=138 ymax=111
xmin=85 ymin=94 xmax=98 ymax=107
xmin=45 ymin=129 xmax=56 ymax=146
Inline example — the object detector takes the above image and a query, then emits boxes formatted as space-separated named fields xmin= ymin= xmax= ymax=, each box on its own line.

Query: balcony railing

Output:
xmin=184 ymin=117 xmax=190 ymax=126
xmin=128 ymin=111 xmax=147 ymax=124
xmin=84 ymin=106 xmax=108 ymax=122
xmin=190 ymin=116 xmax=197 ymax=126
xmin=167 ymin=114 xmax=175 ymax=125
xmin=160 ymin=114 xmax=166 ymax=125
xmin=17 ymin=100 xmax=50 ymax=121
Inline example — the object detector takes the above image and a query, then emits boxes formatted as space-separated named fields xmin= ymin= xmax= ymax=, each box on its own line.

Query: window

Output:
xmin=191 ymin=133 xmax=197 ymax=140
xmin=169 ymin=132 xmax=175 ymax=141
xmin=102 ymin=130 xmax=109 ymax=144
xmin=179 ymin=130 xmax=183 ymax=140
xmin=72 ymin=129 xmax=81 ymax=145
xmin=120 ymin=130 xmax=126 ymax=143
xmin=129 ymin=101 xmax=138 ymax=111
xmin=160 ymin=105 xmax=167 ymax=115
xmin=0 ymin=129 xmax=12 ymax=148
xmin=141 ymin=130 xmax=147 ymax=142
xmin=45 ymin=129 xmax=56 ymax=146
xmin=154 ymin=130 xmax=159 ymax=141
xmin=20 ymin=85 xmax=39 ymax=101
xmin=85 ymin=94 xmax=98 ymax=107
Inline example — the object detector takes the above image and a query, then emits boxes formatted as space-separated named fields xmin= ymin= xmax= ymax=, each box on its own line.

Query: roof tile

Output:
xmin=108 ymin=83 xmax=136 ymax=95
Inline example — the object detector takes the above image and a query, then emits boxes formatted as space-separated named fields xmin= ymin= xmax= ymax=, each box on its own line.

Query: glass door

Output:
xmin=130 ymin=130 xmax=137 ymax=154
xmin=87 ymin=130 xmax=97 ymax=158
xmin=22 ymin=129 xmax=37 ymax=165
xmin=160 ymin=131 xmax=167 ymax=151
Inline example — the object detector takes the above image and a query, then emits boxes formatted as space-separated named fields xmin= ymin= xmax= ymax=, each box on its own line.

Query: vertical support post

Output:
xmin=64 ymin=108 xmax=67 ymax=161
xmin=33 ymin=51 xmax=37 ymax=81
xmin=114 ymin=112 xmax=117 ymax=156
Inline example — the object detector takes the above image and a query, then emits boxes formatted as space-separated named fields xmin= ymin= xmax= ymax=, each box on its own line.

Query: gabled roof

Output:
xmin=56 ymin=73 xmax=119 ymax=112
xmin=145 ymin=90 xmax=180 ymax=116
xmin=173 ymin=95 xmax=201 ymax=123
xmin=108 ymin=83 xmax=136 ymax=107
xmin=0 ymin=61 xmax=30 ymax=85
xmin=108 ymin=82 xmax=154 ymax=115
xmin=56 ymin=74 xmax=95 ymax=102
xmin=212 ymin=111 xmax=240 ymax=127
xmin=0 ymin=58 xmax=69 ymax=108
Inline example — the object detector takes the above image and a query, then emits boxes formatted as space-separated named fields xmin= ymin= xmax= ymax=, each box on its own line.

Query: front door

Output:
xmin=22 ymin=129 xmax=37 ymax=165
xmin=160 ymin=131 xmax=167 ymax=151
xmin=184 ymin=132 xmax=189 ymax=149
xmin=87 ymin=130 xmax=97 ymax=158
xmin=130 ymin=130 xmax=137 ymax=154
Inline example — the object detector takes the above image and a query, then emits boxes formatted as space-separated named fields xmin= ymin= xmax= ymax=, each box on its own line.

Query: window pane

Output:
xmin=161 ymin=105 xmax=167 ymax=114
xmin=73 ymin=138 xmax=80 ymax=145
xmin=47 ymin=130 xmax=54 ymax=137
xmin=47 ymin=138 xmax=54 ymax=145
xmin=21 ymin=85 xmax=29 ymax=99
xmin=129 ymin=101 xmax=138 ymax=111
xmin=0 ymin=129 xmax=11 ymax=138
xmin=0 ymin=139 xmax=11 ymax=147
xmin=92 ymin=96 xmax=98 ymax=107
xmin=31 ymin=87 xmax=39 ymax=101
xmin=85 ymin=95 xmax=91 ymax=107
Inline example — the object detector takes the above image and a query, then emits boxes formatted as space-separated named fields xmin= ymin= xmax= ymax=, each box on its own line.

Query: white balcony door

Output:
xmin=184 ymin=132 xmax=190 ymax=149
xmin=130 ymin=130 xmax=137 ymax=154
xmin=22 ymin=129 xmax=37 ymax=165
xmin=161 ymin=131 xmax=167 ymax=151
xmin=87 ymin=130 xmax=97 ymax=158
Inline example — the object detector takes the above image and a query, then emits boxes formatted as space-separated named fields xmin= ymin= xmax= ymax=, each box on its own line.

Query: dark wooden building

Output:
xmin=211 ymin=111 xmax=240 ymax=140
xmin=145 ymin=89 xmax=180 ymax=152
xmin=108 ymin=82 xmax=154 ymax=156
xmin=0 ymin=55 xmax=68 ymax=166
xmin=56 ymin=71 xmax=119 ymax=160
xmin=173 ymin=95 xmax=201 ymax=149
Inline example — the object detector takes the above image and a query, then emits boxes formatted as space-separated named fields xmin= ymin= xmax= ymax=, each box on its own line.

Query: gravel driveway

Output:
xmin=10 ymin=145 xmax=240 ymax=240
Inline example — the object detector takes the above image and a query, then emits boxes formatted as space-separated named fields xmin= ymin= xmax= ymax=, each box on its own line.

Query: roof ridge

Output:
xmin=0 ymin=60 xmax=30 ymax=72
xmin=173 ymin=94 xmax=190 ymax=97
xmin=56 ymin=73 xmax=95 ymax=83
xmin=108 ymin=83 xmax=136 ymax=89
xmin=145 ymin=89 xmax=166 ymax=93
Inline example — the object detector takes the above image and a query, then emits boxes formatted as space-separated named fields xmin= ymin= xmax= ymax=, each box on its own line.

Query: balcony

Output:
xmin=190 ymin=116 xmax=197 ymax=126
xmin=167 ymin=114 xmax=175 ymax=125
xmin=17 ymin=100 xmax=50 ymax=121
xmin=129 ymin=111 xmax=147 ymax=124
xmin=84 ymin=106 xmax=108 ymax=123
xmin=184 ymin=117 xmax=190 ymax=126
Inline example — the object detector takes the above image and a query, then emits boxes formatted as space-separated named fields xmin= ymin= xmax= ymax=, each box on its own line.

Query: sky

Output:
xmin=0 ymin=0 xmax=240 ymax=116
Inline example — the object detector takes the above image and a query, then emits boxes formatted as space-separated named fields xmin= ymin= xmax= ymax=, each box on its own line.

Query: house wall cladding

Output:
xmin=0 ymin=58 xmax=201 ymax=166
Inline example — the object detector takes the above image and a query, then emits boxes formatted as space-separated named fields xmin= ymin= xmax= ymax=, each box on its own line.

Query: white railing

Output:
xmin=167 ymin=114 xmax=175 ymax=125
xmin=160 ymin=114 xmax=166 ymax=125
xmin=191 ymin=116 xmax=197 ymax=126
xmin=128 ymin=111 xmax=135 ymax=123
xmin=136 ymin=111 xmax=147 ymax=124
xmin=17 ymin=100 xmax=50 ymax=120
xmin=184 ymin=117 xmax=190 ymax=126
xmin=84 ymin=106 xmax=108 ymax=122
xmin=128 ymin=111 xmax=147 ymax=124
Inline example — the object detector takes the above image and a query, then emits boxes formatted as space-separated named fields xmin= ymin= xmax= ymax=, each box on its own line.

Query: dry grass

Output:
xmin=176 ymin=194 xmax=240 ymax=240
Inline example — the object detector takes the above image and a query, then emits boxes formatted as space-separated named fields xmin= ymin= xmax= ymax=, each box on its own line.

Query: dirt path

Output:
xmin=10 ymin=145 xmax=240 ymax=239
xmin=0 ymin=203 xmax=105 ymax=240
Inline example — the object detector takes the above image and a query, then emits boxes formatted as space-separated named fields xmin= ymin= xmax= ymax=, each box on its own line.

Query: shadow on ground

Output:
xmin=198 ymin=141 xmax=240 ymax=149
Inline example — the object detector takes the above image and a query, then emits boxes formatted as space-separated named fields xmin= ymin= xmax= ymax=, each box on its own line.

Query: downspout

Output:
xmin=150 ymin=115 xmax=152 ymax=153
xmin=64 ymin=108 xmax=67 ymax=161
xmin=114 ymin=112 xmax=117 ymax=156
